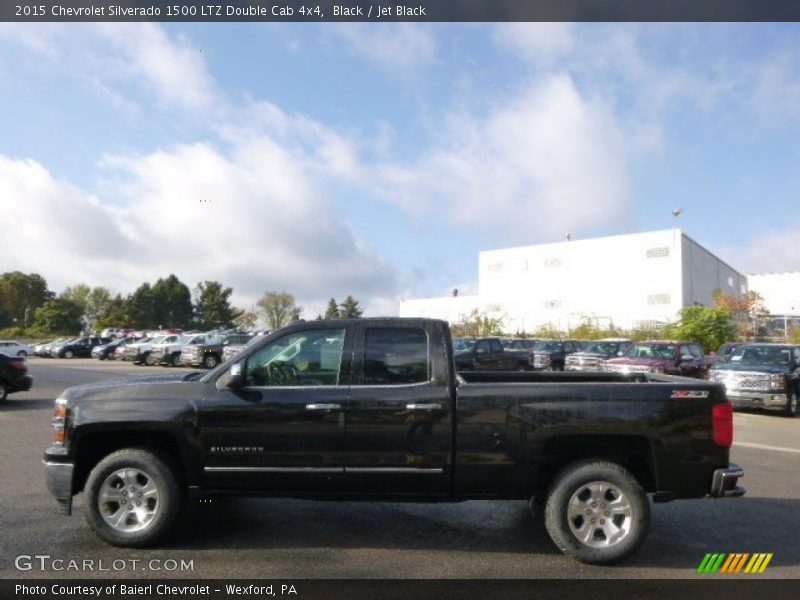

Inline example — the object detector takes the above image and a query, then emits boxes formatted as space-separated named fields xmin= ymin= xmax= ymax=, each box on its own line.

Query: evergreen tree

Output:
xmin=324 ymin=298 xmax=340 ymax=319
xmin=194 ymin=281 xmax=240 ymax=330
xmin=339 ymin=295 xmax=363 ymax=318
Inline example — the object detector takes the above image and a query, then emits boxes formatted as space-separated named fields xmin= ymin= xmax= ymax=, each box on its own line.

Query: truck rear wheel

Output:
xmin=544 ymin=459 xmax=650 ymax=565
xmin=203 ymin=354 xmax=218 ymax=369
xmin=84 ymin=448 xmax=182 ymax=547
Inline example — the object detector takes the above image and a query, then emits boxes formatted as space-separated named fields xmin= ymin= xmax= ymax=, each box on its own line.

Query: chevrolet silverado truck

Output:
xmin=566 ymin=339 xmax=634 ymax=372
xmin=150 ymin=335 xmax=192 ymax=367
xmin=530 ymin=339 xmax=583 ymax=371
xmin=181 ymin=332 xmax=252 ymax=369
xmin=708 ymin=343 xmax=799 ymax=417
xmin=602 ymin=340 xmax=708 ymax=378
xmin=43 ymin=318 xmax=744 ymax=564
xmin=454 ymin=337 xmax=531 ymax=371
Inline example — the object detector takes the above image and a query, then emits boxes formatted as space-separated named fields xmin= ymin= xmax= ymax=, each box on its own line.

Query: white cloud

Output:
xmin=0 ymin=141 xmax=398 ymax=314
xmin=0 ymin=23 xmax=218 ymax=114
xmin=722 ymin=230 xmax=800 ymax=275
xmin=493 ymin=23 xmax=575 ymax=66
xmin=333 ymin=24 xmax=437 ymax=72
xmin=372 ymin=75 xmax=629 ymax=241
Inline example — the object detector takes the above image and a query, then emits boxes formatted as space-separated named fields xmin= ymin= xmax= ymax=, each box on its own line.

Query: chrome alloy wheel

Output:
xmin=567 ymin=481 xmax=633 ymax=548
xmin=98 ymin=468 xmax=161 ymax=533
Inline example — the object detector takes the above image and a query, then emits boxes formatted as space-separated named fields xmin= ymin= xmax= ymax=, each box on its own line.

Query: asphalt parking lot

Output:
xmin=1 ymin=358 xmax=799 ymax=579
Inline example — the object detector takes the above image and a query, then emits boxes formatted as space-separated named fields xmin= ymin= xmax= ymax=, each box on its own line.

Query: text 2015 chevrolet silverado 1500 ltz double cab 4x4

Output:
xmin=43 ymin=318 xmax=744 ymax=564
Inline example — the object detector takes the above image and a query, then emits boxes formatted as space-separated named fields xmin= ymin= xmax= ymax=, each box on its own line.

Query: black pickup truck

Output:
xmin=43 ymin=318 xmax=744 ymax=564
xmin=454 ymin=337 xmax=531 ymax=371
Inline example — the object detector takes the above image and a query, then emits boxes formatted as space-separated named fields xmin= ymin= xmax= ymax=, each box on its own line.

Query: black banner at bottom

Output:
xmin=3 ymin=579 xmax=800 ymax=600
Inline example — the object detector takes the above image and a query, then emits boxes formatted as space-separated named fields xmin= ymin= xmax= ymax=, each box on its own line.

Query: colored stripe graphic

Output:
xmin=699 ymin=553 xmax=772 ymax=574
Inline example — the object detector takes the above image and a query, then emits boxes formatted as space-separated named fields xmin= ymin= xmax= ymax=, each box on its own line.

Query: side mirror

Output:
xmin=217 ymin=363 xmax=245 ymax=391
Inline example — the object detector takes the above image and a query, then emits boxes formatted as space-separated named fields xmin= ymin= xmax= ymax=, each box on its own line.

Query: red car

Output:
xmin=601 ymin=340 xmax=708 ymax=378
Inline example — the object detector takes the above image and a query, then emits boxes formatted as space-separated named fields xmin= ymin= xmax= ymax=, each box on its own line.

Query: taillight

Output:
xmin=11 ymin=360 xmax=26 ymax=371
xmin=712 ymin=401 xmax=733 ymax=447
xmin=53 ymin=399 xmax=69 ymax=445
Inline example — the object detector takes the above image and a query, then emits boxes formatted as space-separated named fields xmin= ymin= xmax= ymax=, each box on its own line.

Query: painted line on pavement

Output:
xmin=734 ymin=441 xmax=800 ymax=454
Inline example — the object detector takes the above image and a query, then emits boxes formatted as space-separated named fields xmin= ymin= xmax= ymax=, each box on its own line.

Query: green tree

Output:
xmin=712 ymin=289 xmax=769 ymax=340
xmin=194 ymin=281 xmax=241 ymax=330
xmin=86 ymin=287 xmax=113 ymax=329
xmin=256 ymin=291 xmax=302 ymax=330
xmin=529 ymin=323 xmax=566 ymax=339
xmin=152 ymin=275 xmax=193 ymax=328
xmin=32 ymin=297 xmax=83 ymax=334
xmin=339 ymin=295 xmax=363 ymax=318
xmin=450 ymin=309 xmax=506 ymax=337
xmin=0 ymin=271 xmax=51 ymax=328
xmin=665 ymin=305 xmax=735 ymax=352
xmin=324 ymin=298 xmax=340 ymax=319
xmin=127 ymin=283 xmax=156 ymax=328
xmin=95 ymin=294 xmax=132 ymax=329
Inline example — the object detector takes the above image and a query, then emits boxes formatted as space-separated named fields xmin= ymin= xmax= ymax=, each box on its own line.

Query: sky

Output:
xmin=1 ymin=22 xmax=799 ymax=317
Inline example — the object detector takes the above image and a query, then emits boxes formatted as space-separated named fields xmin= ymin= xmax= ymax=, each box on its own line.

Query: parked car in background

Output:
xmin=454 ymin=337 xmax=531 ymax=371
xmin=708 ymin=343 xmax=799 ymax=416
xmin=602 ymin=340 xmax=708 ymax=378
xmin=34 ymin=340 xmax=59 ymax=357
xmin=0 ymin=353 xmax=32 ymax=402
xmin=112 ymin=337 xmax=145 ymax=360
xmin=530 ymin=340 xmax=583 ymax=371
xmin=48 ymin=339 xmax=78 ymax=358
xmin=91 ymin=338 xmax=129 ymax=361
xmin=221 ymin=335 xmax=259 ymax=363
xmin=501 ymin=338 xmax=536 ymax=352
xmin=0 ymin=340 xmax=35 ymax=357
xmin=148 ymin=334 xmax=190 ymax=367
xmin=55 ymin=337 xmax=111 ymax=359
xmin=181 ymin=332 xmax=253 ymax=369
xmin=708 ymin=342 xmax=746 ymax=366
xmin=122 ymin=336 xmax=163 ymax=365
xmin=452 ymin=337 xmax=476 ymax=353
xmin=565 ymin=339 xmax=634 ymax=372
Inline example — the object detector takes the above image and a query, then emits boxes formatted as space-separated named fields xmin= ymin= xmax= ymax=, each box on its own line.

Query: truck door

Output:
xmin=345 ymin=322 xmax=452 ymax=495
xmin=199 ymin=324 xmax=352 ymax=492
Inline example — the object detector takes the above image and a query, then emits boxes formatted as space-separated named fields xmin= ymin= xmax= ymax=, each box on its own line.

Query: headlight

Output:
xmin=769 ymin=374 xmax=786 ymax=390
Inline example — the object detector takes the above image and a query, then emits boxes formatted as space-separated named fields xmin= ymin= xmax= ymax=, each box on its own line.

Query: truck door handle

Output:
xmin=406 ymin=403 xmax=442 ymax=410
xmin=305 ymin=403 xmax=341 ymax=411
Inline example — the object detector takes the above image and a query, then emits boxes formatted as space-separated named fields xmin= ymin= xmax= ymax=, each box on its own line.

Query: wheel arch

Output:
xmin=533 ymin=434 xmax=657 ymax=496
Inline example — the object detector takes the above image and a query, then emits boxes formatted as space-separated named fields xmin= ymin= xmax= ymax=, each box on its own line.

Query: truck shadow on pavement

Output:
xmin=166 ymin=496 xmax=799 ymax=569
xmin=0 ymin=397 xmax=53 ymax=411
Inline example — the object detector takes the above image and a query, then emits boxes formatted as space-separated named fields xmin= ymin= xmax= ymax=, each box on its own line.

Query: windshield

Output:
xmin=533 ymin=340 xmax=563 ymax=352
xmin=729 ymin=346 xmax=791 ymax=366
xmin=452 ymin=338 xmax=475 ymax=352
xmin=583 ymin=341 xmax=622 ymax=355
xmin=625 ymin=344 xmax=677 ymax=360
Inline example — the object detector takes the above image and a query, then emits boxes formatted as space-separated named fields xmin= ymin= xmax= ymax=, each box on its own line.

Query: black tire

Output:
xmin=17 ymin=350 xmax=27 ymax=357
xmin=83 ymin=447 xmax=183 ymax=547
xmin=0 ymin=381 xmax=8 ymax=403
xmin=143 ymin=352 xmax=155 ymax=366
xmin=544 ymin=459 xmax=650 ymax=565
xmin=168 ymin=353 xmax=179 ymax=367
xmin=203 ymin=354 xmax=218 ymax=369
xmin=63 ymin=350 xmax=74 ymax=359
xmin=786 ymin=390 xmax=798 ymax=418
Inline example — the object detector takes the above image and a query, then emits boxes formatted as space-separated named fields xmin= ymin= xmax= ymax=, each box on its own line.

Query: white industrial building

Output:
xmin=399 ymin=229 xmax=748 ymax=333
xmin=747 ymin=272 xmax=800 ymax=316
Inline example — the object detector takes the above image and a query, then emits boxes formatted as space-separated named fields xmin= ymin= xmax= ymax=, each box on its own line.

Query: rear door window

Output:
xmin=361 ymin=327 xmax=429 ymax=385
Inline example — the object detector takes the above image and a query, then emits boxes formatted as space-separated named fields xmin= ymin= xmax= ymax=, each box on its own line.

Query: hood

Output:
xmin=604 ymin=356 xmax=672 ymax=368
xmin=59 ymin=371 xmax=204 ymax=404
xmin=711 ymin=362 xmax=789 ymax=375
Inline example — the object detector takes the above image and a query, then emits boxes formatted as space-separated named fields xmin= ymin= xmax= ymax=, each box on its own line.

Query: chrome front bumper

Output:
xmin=726 ymin=389 xmax=788 ymax=410
xmin=709 ymin=463 xmax=746 ymax=498
xmin=43 ymin=458 xmax=74 ymax=515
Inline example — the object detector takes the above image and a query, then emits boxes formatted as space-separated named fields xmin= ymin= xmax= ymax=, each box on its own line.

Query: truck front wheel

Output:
xmin=786 ymin=391 xmax=798 ymax=417
xmin=84 ymin=448 xmax=182 ymax=547
xmin=203 ymin=354 xmax=218 ymax=369
xmin=544 ymin=459 xmax=650 ymax=565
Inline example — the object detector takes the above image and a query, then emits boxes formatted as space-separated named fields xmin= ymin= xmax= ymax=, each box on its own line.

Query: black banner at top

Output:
xmin=3 ymin=0 xmax=800 ymax=22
